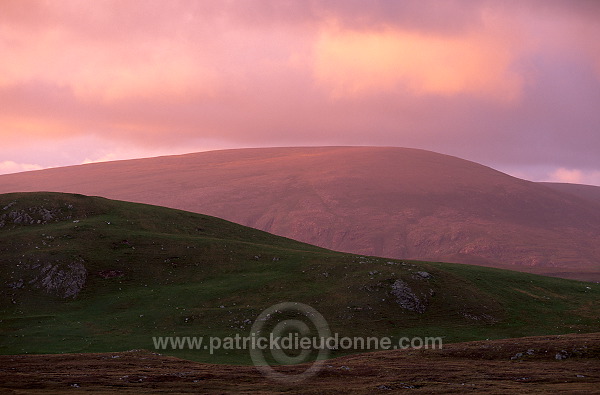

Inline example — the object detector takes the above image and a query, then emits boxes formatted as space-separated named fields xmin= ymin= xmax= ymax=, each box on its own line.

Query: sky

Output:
xmin=1 ymin=0 xmax=599 ymax=185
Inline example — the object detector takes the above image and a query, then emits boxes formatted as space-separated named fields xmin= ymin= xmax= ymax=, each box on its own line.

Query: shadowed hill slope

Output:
xmin=540 ymin=182 xmax=600 ymax=207
xmin=1 ymin=147 xmax=599 ymax=280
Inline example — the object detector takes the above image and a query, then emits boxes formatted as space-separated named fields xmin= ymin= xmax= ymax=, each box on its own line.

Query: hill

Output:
xmin=1 ymin=192 xmax=598 ymax=364
xmin=0 ymin=147 xmax=599 ymax=281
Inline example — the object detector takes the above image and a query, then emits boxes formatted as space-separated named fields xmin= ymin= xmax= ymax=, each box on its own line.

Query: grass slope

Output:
xmin=0 ymin=192 xmax=598 ymax=364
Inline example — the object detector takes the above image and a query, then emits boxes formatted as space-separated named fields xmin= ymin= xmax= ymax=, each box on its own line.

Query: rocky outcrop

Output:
xmin=0 ymin=203 xmax=73 ymax=228
xmin=414 ymin=271 xmax=433 ymax=280
xmin=390 ymin=279 xmax=427 ymax=314
xmin=9 ymin=259 xmax=87 ymax=299
xmin=34 ymin=261 xmax=87 ymax=298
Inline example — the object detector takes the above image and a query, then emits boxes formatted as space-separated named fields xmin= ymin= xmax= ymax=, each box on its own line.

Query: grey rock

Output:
xmin=390 ymin=279 xmax=427 ymax=313
xmin=555 ymin=350 xmax=570 ymax=360
xmin=2 ymin=201 xmax=17 ymax=210
xmin=0 ymin=204 xmax=72 ymax=227
xmin=28 ymin=260 xmax=87 ymax=298
xmin=416 ymin=271 xmax=433 ymax=279
xmin=7 ymin=279 xmax=24 ymax=289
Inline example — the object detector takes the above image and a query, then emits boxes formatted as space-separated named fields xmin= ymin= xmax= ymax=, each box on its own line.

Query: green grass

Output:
xmin=0 ymin=192 xmax=598 ymax=364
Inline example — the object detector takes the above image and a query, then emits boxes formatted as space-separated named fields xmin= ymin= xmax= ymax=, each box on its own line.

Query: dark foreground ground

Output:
xmin=1 ymin=333 xmax=599 ymax=394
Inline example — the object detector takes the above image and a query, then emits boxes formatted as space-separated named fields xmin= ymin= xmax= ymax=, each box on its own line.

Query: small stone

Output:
xmin=555 ymin=350 xmax=569 ymax=360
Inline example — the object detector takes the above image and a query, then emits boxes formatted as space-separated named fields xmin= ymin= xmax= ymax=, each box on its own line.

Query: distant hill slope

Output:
xmin=0 ymin=147 xmax=599 ymax=281
xmin=1 ymin=192 xmax=599 ymax=364
xmin=539 ymin=182 xmax=600 ymax=207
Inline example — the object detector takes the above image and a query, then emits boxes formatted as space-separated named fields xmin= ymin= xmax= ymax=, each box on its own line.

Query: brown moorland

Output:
xmin=0 ymin=332 xmax=598 ymax=394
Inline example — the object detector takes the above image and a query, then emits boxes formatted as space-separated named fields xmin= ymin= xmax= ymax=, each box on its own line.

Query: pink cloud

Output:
xmin=0 ymin=161 xmax=43 ymax=175
xmin=0 ymin=0 xmax=598 ymax=180
xmin=312 ymin=23 xmax=523 ymax=101
xmin=549 ymin=168 xmax=600 ymax=186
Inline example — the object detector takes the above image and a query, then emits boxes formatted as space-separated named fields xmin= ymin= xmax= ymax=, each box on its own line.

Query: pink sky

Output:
xmin=1 ymin=0 xmax=599 ymax=185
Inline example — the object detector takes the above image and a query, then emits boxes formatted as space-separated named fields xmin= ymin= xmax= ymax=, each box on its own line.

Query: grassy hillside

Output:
xmin=0 ymin=192 xmax=598 ymax=364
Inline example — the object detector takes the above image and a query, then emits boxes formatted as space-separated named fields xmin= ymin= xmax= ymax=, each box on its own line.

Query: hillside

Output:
xmin=1 ymin=192 xmax=598 ymax=364
xmin=0 ymin=147 xmax=599 ymax=281
xmin=540 ymin=182 xmax=600 ymax=207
